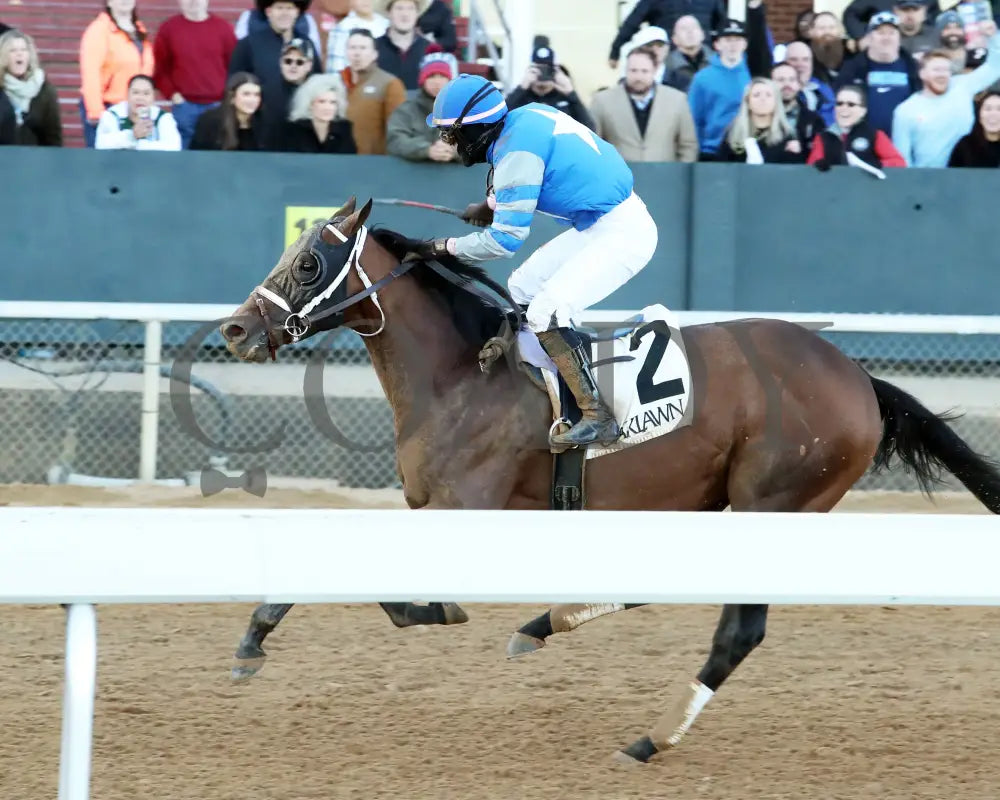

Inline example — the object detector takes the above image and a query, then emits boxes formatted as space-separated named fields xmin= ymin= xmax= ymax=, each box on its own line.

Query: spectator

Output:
xmin=892 ymin=23 xmax=1000 ymax=166
xmin=607 ymin=0 xmax=726 ymax=68
xmin=190 ymin=71 xmax=268 ymax=150
xmin=0 ymin=89 xmax=15 ymax=144
xmin=663 ymin=16 xmax=712 ymax=91
xmin=809 ymin=11 xmax=849 ymax=85
xmin=235 ymin=0 xmax=321 ymax=56
xmin=386 ymin=47 xmax=459 ymax=161
xmin=315 ymin=0 xmax=352 ymax=57
xmin=375 ymin=0 xmax=431 ymax=91
xmin=505 ymin=44 xmax=596 ymax=130
xmin=947 ymin=90 xmax=1000 ymax=167
xmin=276 ymin=72 xmax=356 ymax=152
xmin=259 ymin=38 xmax=318 ymax=135
xmin=841 ymin=0 xmax=942 ymax=44
xmin=79 ymin=1 xmax=155 ymax=149
xmin=620 ymin=25 xmax=670 ymax=83
xmin=807 ymin=84 xmax=907 ymax=168
xmin=325 ymin=0 xmax=389 ymax=73
xmin=771 ymin=60 xmax=823 ymax=157
xmin=229 ymin=1 xmax=322 ymax=91
xmin=784 ymin=41 xmax=835 ymax=124
xmin=772 ymin=8 xmax=816 ymax=61
xmin=716 ymin=77 xmax=805 ymax=162
xmin=417 ymin=0 xmax=456 ymax=53
xmin=0 ymin=30 xmax=63 ymax=146
xmin=338 ymin=28 xmax=406 ymax=153
xmin=895 ymin=0 xmax=938 ymax=58
xmin=688 ymin=18 xmax=751 ymax=160
xmin=95 ymin=73 xmax=181 ymax=150
xmin=934 ymin=11 xmax=981 ymax=74
xmin=153 ymin=0 xmax=237 ymax=149
xmin=590 ymin=48 xmax=698 ymax=162
xmin=836 ymin=12 xmax=921 ymax=136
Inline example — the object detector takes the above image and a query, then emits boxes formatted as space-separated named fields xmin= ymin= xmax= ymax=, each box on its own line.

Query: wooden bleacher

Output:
xmin=1 ymin=0 xmax=483 ymax=148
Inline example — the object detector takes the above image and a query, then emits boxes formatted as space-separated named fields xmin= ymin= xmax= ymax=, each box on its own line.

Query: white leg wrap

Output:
xmin=549 ymin=603 xmax=626 ymax=633
xmin=650 ymin=680 xmax=715 ymax=749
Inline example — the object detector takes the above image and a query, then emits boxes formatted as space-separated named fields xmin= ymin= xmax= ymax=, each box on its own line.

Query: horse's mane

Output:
xmin=368 ymin=226 xmax=513 ymax=347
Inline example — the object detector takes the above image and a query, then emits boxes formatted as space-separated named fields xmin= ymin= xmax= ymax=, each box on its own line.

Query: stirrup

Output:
xmin=551 ymin=415 xmax=621 ymax=448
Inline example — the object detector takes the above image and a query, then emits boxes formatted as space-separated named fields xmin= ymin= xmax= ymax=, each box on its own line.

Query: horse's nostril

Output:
xmin=222 ymin=323 xmax=247 ymax=344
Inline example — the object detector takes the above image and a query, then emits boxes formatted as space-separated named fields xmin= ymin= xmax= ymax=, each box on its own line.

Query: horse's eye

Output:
xmin=294 ymin=254 xmax=320 ymax=285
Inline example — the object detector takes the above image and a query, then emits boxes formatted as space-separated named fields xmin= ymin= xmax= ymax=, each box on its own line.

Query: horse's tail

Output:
xmin=868 ymin=375 xmax=1000 ymax=513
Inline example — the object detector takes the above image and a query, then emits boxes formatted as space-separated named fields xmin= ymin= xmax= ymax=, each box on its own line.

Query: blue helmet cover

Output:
xmin=426 ymin=74 xmax=507 ymax=128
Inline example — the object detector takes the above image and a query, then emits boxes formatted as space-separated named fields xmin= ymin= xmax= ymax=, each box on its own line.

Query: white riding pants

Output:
xmin=507 ymin=192 xmax=658 ymax=333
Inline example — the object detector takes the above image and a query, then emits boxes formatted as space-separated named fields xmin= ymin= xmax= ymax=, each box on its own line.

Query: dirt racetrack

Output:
xmin=2 ymin=484 xmax=998 ymax=799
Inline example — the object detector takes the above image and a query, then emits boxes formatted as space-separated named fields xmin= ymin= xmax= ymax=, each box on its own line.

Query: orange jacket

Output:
xmin=79 ymin=12 xmax=155 ymax=120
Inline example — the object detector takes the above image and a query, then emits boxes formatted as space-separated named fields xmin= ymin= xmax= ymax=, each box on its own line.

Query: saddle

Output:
xmin=478 ymin=315 xmax=645 ymax=512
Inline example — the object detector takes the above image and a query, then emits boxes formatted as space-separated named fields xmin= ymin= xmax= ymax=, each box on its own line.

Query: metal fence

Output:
xmin=1 ymin=309 xmax=998 ymax=492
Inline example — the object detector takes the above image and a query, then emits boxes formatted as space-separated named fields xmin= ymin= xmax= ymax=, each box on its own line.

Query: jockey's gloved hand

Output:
xmin=414 ymin=238 xmax=451 ymax=260
xmin=462 ymin=201 xmax=493 ymax=228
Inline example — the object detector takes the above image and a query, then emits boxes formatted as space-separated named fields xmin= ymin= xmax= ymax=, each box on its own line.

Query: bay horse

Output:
xmin=219 ymin=197 xmax=1000 ymax=764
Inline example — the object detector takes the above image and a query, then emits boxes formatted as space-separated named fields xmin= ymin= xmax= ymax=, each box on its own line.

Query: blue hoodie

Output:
xmin=687 ymin=54 xmax=751 ymax=155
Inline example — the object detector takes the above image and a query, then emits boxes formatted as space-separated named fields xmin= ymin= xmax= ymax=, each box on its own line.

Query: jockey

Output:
xmin=417 ymin=73 xmax=658 ymax=448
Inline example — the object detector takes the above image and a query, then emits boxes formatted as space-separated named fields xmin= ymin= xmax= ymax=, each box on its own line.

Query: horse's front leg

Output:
xmin=507 ymin=604 xmax=648 ymax=657
xmin=231 ymin=602 xmax=294 ymax=682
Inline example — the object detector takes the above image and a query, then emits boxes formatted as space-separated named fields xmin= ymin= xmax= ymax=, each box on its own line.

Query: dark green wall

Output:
xmin=1 ymin=147 xmax=997 ymax=314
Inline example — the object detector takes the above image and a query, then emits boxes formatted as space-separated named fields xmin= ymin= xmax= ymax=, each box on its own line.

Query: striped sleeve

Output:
xmin=451 ymin=149 xmax=545 ymax=262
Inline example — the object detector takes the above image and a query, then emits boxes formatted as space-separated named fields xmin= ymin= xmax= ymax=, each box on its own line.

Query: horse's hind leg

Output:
xmin=230 ymin=601 xmax=468 ymax=682
xmin=232 ymin=603 xmax=294 ymax=682
xmin=507 ymin=603 xmax=647 ymax=657
xmin=617 ymin=603 xmax=768 ymax=764
xmin=380 ymin=602 xmax=469 ymax=627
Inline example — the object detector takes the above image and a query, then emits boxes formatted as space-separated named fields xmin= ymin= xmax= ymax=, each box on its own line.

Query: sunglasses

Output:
xmin=835 ymin=100 xmax=861 ymax=107
xmin=282 ymin=57 xmax=308 ymax=66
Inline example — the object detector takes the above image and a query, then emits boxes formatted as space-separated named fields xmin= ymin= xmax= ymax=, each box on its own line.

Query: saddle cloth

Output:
xmin=516 ymin=304 xmax=694 ymax=460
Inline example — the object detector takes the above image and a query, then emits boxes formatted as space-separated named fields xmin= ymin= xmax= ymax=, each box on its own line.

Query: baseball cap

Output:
xmin=867 ymin=11 xmax=900 ymax=32
xmin=714 ymin=18 xmax=747 ymax=38
xmin=531 ymin=44 xmax=555 ymax=66
xmin=282 ymin=37 xmax=315 ymax=61
xmin=631 ymin=25 xmax=668 ymax=48
xmin=894 ymin=0 xmax=925 ymax=8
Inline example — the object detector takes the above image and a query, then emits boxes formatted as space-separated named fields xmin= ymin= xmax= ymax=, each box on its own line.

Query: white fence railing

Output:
xmin=3 ymin=301 xmax=1000 ymax=487
xmin=3 ymin=507 xmax=999 ymax=800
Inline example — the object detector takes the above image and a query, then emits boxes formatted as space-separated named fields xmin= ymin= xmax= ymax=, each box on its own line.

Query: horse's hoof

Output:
xmin=617 ymin=735 xmax=658 ymax=764
xmin=506 ymin=632 xmax=545 ymax=659
xmin=231 ymin=655 xmax=266 ymax=683
xmin=440 ymin=602 xmax=469 ymax=625
xmin=611 ymin=750 xmax=645 ymax=767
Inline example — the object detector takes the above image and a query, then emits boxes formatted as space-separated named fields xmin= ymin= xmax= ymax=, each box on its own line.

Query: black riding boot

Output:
xmin=536 ymin=327 xmax=620 ymax=447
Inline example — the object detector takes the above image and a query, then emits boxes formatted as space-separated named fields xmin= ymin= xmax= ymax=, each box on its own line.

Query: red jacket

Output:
xmin=807 ymin=125 xmax=907 ymax=168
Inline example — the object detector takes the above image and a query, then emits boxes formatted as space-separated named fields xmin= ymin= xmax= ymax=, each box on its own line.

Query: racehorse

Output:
xmin=219 ymin=196 xmax=1000 ymax=764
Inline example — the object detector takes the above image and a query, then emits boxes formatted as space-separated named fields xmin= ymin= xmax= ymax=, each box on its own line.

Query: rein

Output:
xmin=253 ymin=223 xmax=523 ymax=346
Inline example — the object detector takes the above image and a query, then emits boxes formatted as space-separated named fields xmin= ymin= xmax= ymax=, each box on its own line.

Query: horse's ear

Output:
xmin=356 ymin=198 xmax=373 ymax=227
xmin=330 ymin=196 xmax=357 ymax=221
xmin=340 ymin=197 xmax=373 ymax=237
xmin=320 ymin=197 xmax=373 ymax=245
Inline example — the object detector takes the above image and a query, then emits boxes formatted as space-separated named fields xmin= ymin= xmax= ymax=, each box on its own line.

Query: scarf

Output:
xmin=4 ymin=68 xmax=45 ymax=123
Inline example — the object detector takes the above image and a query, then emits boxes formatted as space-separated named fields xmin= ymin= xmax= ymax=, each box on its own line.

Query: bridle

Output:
xmin=253 ymin=222 xmax=416 ymax=348
xmin=250 ymin=220 xmax=524 ymax=356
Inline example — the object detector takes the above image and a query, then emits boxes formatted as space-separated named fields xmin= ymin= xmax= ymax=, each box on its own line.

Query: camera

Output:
xmin=536 ymin=63 xmax=554 ymax=81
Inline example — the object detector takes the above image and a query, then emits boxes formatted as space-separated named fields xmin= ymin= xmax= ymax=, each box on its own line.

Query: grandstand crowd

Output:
xmin=1 ymin=0 xmax=998 ymax=168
